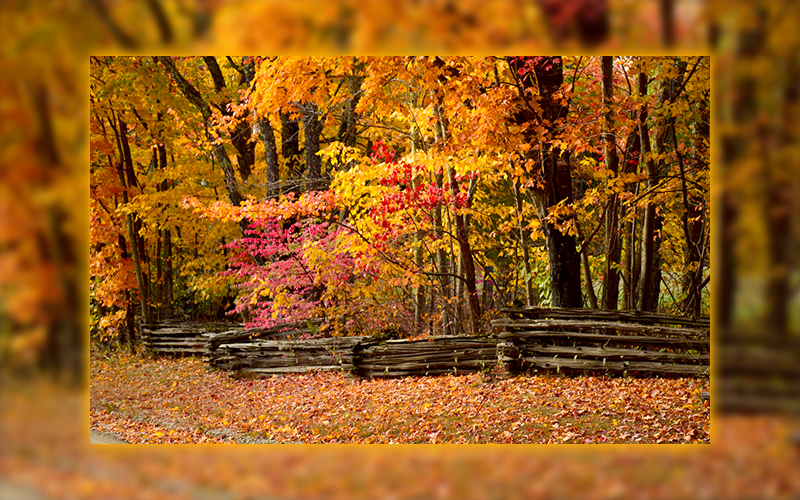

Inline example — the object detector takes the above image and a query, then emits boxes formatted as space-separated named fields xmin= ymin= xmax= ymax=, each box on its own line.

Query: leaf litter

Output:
xmin=91 ymin=350 xmax=710 ymax=444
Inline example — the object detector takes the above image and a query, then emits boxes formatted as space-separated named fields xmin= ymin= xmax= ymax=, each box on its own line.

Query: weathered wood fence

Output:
xmin=140 ymin=320 xmax=235 ymax=355
xmin=141 ymin=318 xmax=326 ymax=356
xmin=208 ymin=336 xmax=365 ymax=374
xmin=491 ymin=308 xmax=710 ymax=377
xmin=353 ymin=336 xmax=499 ymax=377
xmin=206 ymin=335 xmax=499 ymax=377
xmin=138 ymin=310 xmax=800 ymax=414
xmin=716 ymin=333 xmax=800 ymax=414
xmin=142 ymin=308 xmax=712 ymax=379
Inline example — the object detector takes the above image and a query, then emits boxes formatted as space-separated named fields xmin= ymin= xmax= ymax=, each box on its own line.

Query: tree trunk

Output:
xmin=680 ymin=96 xmax=708 ymax=317
xmin=635 ymin=70 xmax=663 ymax=312
xmin=636 ymin=60 xmax=682 ymax=312
xmin=577 ymin=225 xmax=598 ymax=309
xmin=203 ymin=56 xmax=255 ymax=181
xmin=454 ymin=249 xmax=466 ymax=331
xmin=540 ymin=153 xmax=582 ymax=309
xmin=432 ymin=173 xmax=451 ymax=335
xmin=410 ymin=133 xmax=427 ymax=331
xmin=414 ymin=281 xmax=427 ymax=333
xmin=125 ymin=290 xmax=136 ymax=351
xmin=429 ymin=100 xmax=453 ymax=335
xmin=281 ymin=112 xmax=303 ymax=184
xmin=482 ymin=265 xmax=495 ymax=311
xmin=126 ymin=216 xmax=148 ymax=324
xmin=646 ymin=217 xmax=664 ymax=312
xmin=445 ymin=161 xmax=481 ymax=335
xmin=153 ymin=146 xmax=163 ymax=321
xmin=513 ymin=178 xmax=535 ymax=306
xmin=239 ymin=58 xmax=281 ymax=198
xmin=117 ymin=233 xmax=137 ymax=351
xmin=257 ymin=118 xmax=280 ymax=197
xmin=134 ymin=216 xmax=150 ymax=300
xmin=512 ymin=56 xmax=582 ymax=308
xmin=433 ymin=97 xmax=481 ymax=335
xmin=680 ymin=195 xmax=704 ymax=316
xmin=620 ymin=128 xmax=641 ymax=310
xmin=156 ymin=56 xmax=247 ymax=234
xmin=155 ymin=228 xmax=162 ymax=322
xmin=162 ymin=228 xmax=174 ymax=320
xmin=337 ymin=71 xmax=362 ymax=149
xmin=208 ymin=133 xmax=245 ymax=209
xmin=154 ymin=143 xmax=175 ymax=321
xmin=112 ymin=116 xmax=151 ymax=325
xmin=601 ymin=56 xmax=621 ymax=310
xmin=623 ymin=214 xmax=639 ymax=310
xmin=302 ymin=102 xmax=323 ymax=188
xmin=231 ymin=120 xmax=256 ymax=181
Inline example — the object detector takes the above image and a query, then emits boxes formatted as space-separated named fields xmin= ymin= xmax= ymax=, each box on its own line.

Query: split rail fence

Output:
xmin=715 ymin=332 xmax=800 ymax=414
xmin=138 ymin=309 xmax=800 ymax=414
xmin=491 ymin=307 xmax=710 ymax=377
xmin=140 ymin=318 xmax=325 ymax=356
xmin=207 ymin=334 xmax=499 ymax=377
xmin=140 ymin=320 xmax=234 ymax=355
xmin=353 ymin=336 xmax=499 ymax=377
xmin=141 ymin=308 xmax=711 ymax=379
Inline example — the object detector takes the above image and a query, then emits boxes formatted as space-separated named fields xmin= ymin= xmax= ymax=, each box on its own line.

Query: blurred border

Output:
xmin=1 ymin=0 xmax=799 ymax=498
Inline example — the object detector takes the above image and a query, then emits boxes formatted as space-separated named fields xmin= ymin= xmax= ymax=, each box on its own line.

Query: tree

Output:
xmin=600 ymin=56 xmax=622 ymax=310
xmin=510 ymin=56 xmax=583 ymax=308
xmin=90 ymin=56 xmax=710 ymax=345
xmin=156 ymin=57 xmax=248 ymax=228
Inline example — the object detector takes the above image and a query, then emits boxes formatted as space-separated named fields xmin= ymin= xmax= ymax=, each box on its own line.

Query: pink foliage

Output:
xmin=225 ymin=218 xmax=352 ymax=332
xmin=223 ymin=214 xmax=397 ymax=336
xmin=222 ymin=142 xmax=447 ymax=336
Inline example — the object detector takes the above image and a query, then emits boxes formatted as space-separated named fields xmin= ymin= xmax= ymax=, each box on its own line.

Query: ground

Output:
xmin=89 ymin=429 xmax=126 ymax=444
xmin=3 ymin=377 xmax=799 ymax=500
xmin=90 ymin=349 xmax=710 ymax=444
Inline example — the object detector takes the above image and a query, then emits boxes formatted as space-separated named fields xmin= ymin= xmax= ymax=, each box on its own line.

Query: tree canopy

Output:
xmin=90 ymin=55 xmax=710 ymax=343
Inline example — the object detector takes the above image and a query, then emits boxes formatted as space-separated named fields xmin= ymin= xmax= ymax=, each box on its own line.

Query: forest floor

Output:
xmin=90 ymin=348 xmax=711 ymax=444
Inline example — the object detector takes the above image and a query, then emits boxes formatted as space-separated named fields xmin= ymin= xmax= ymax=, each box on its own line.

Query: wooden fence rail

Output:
xmin=205 ymin=318 xmax=326 ymax=351
xmin=715 ymin=333 xmax=800 ymax=414
xmin=208 ymin=336 xmax=366 ymax=374
xmin=353 ymin=336 xmax=499 ymax=377
xmin=495 ymin=307 xmax=710 ymax=328
xmin=138 ymin=310 xmax=800 ymax=414
xmin=141 ymin=319 xmax=326 ymax=356
xmin=140 ymin=321 xmax=239 ymax=355
xmin=492 ymin=308 xmax=710 ymax=377
xmin=141 ymin=309 xmax=711 ymax=379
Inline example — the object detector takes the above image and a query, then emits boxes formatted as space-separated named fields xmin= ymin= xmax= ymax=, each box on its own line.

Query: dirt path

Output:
xmin=90 ymin=429 xmax=127 ymax=444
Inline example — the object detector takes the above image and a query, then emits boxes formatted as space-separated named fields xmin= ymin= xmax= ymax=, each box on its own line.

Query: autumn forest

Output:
xmin=90 ymin=56 xmax=710 ymax=345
